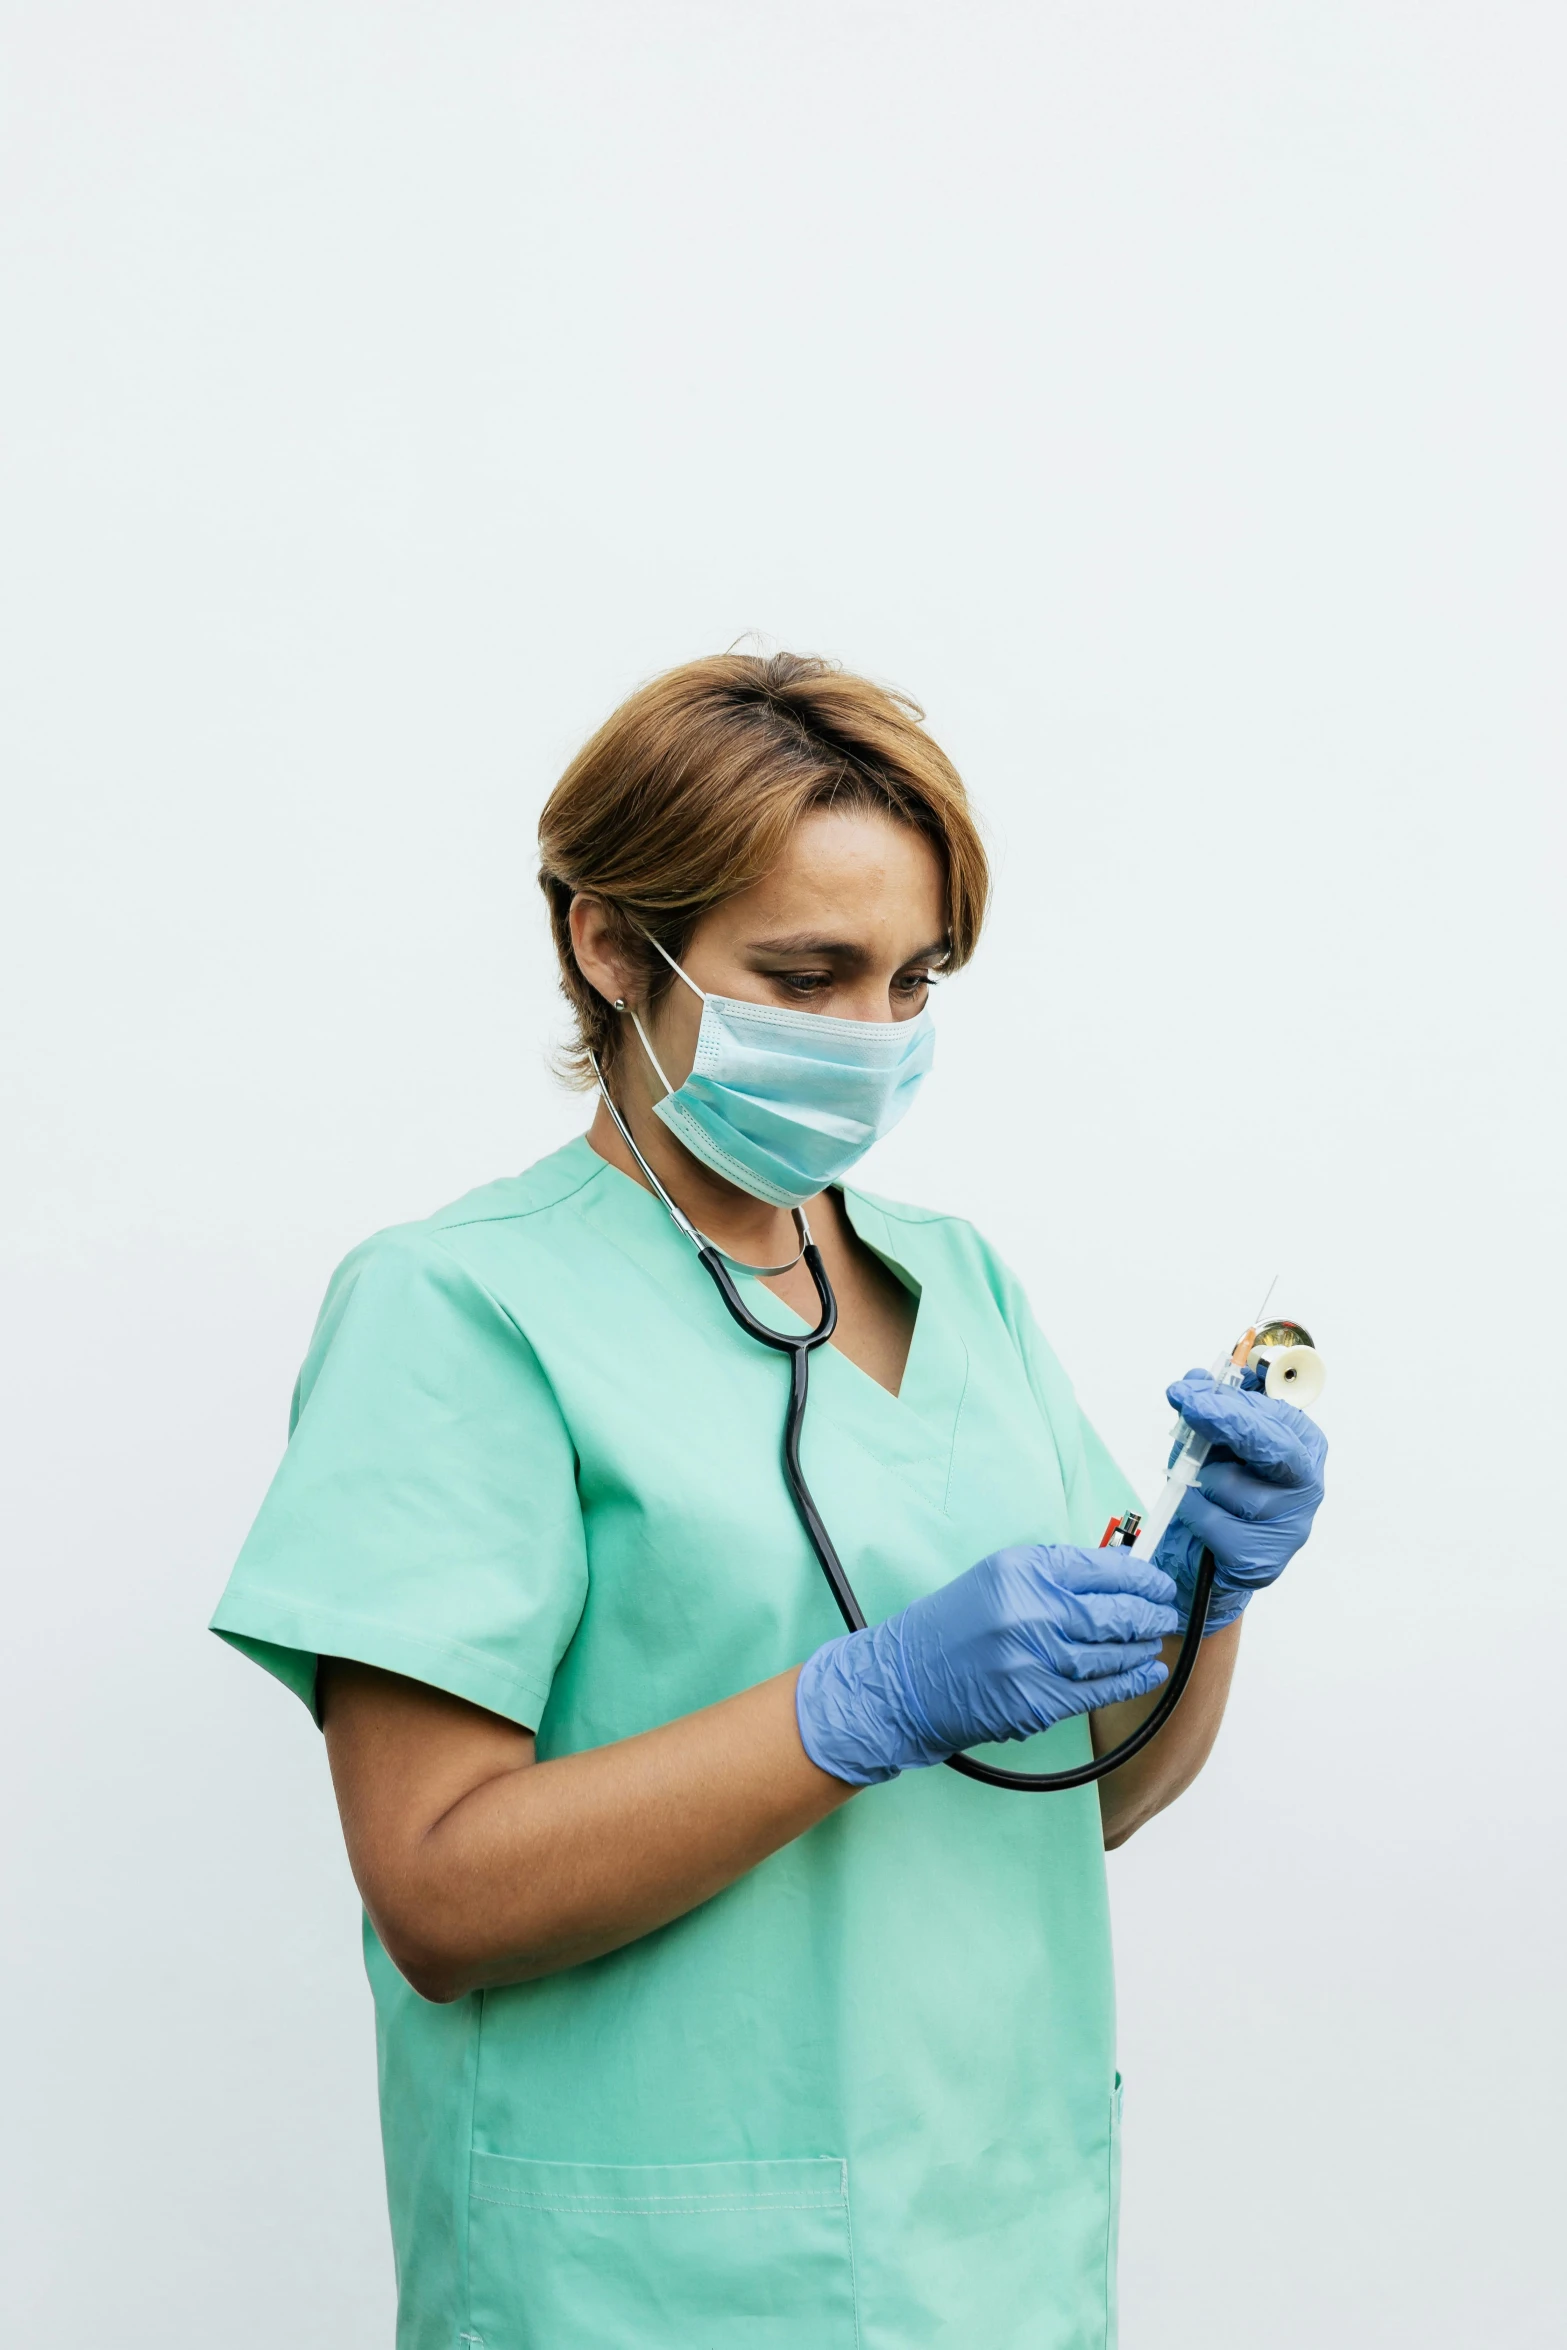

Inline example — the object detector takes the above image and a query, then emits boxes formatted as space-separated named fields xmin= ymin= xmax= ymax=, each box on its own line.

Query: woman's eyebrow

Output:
xmin=748 ymin=934 xmax=949 ymax=964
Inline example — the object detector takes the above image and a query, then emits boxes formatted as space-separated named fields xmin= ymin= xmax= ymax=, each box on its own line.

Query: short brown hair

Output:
xmin=537 ymin=651 xmax=990 ymax=1083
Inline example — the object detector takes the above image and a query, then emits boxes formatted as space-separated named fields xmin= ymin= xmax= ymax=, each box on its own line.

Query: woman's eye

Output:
xmin=769 ymin=968 xmax=939 ymax=1000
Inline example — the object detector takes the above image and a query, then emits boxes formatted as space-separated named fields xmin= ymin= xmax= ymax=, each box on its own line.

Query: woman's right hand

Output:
xmin=794 ymin=1544 xmax=1181 ymax=1787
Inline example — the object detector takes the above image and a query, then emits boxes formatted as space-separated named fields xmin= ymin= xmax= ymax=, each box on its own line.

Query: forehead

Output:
xmin=719 ymin=807 xmax=945 ymax=932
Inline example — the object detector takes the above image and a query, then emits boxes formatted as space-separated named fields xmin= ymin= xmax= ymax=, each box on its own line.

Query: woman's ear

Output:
xmin=568 ymin=895 xmax=637 ymax=1009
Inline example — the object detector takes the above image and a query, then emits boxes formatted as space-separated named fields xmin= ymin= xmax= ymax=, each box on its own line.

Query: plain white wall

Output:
xmin=3 ymin=4 xmax=1562 ymax=2342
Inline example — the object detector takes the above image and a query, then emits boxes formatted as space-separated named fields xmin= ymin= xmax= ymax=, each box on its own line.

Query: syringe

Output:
xmin=1129 ymin=1333 xmax=1253 ymax=1561
xmin=1127 ymin=1314 xmax=1326 ymax=1564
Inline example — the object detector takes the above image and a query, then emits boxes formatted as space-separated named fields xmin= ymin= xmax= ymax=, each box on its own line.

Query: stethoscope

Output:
xmin=593 ymin=1063 xmax=1216 ymax=1792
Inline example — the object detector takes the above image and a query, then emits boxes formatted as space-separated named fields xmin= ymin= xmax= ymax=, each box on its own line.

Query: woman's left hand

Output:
xmin=1156 ymin=1370 xmax=1328 ymax=1631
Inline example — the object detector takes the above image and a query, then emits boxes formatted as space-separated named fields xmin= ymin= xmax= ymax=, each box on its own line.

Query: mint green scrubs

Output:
xmin=212 ymin=1136 xmax=1135 ymax=2350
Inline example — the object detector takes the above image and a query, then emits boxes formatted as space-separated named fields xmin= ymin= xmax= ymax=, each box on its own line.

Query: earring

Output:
xmin=613 ymin=997 xmax=627 ymax=1012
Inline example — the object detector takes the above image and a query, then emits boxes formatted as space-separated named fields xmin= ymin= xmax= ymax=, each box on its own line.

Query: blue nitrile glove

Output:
xmin=1154 ymin=1370 xmax=1328 ymax=1634
xmin=794 ymin=1544 xmax=1180 ymax=1788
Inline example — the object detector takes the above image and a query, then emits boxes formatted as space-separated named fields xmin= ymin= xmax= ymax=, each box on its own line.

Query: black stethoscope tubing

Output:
xmin=590 ymin=1058 xmax=1215 ymax=1790
xmin=695 ymin=1233 xmax=1217 ymax=1793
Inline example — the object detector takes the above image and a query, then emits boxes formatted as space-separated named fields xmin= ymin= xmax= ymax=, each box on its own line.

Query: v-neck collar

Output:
xmin=571 ymin=1135 xmax=917 ymax=1394
xmin=713 ymin=1184 xmax=972 ymax=1497
xmin=725 ymin=1187 xmax=921 ymax=1392
xmin=566 ymin=1135 xmax=970 ymax=1504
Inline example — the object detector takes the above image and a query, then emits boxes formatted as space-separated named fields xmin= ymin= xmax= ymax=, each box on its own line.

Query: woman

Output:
xmin=212 ymin=652 xmax=1326 ymax=2349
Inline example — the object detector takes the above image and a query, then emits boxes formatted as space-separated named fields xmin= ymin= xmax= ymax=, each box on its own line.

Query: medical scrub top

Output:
xmin=212 ymin=1135 xmax=1138 ymax=2350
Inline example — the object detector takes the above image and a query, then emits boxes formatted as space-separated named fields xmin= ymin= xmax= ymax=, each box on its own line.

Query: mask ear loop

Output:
xmin=622 ymin=1002 xmax=680 ymax=1102
xmin=621 ymin=929 xmax=705 ymax=1106
xmin=642 ymin=931 xmax=706 ymax=1000
xmin=590 ymin=1002 xmax=809 ymax=1278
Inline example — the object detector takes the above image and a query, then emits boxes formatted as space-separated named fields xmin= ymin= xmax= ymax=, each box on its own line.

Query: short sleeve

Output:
xmin=978 ymin=1240 xmax=1140 ymax=1547
xmin=210 ymin=1229 xmax=587 ymax=1728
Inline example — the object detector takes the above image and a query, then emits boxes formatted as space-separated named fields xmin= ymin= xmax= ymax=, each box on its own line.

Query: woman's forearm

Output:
xmin=1091 ymin=1619 xmax=1242 ymax=1848
xmin=320 ymin=1660 xmax=854 ymax=2001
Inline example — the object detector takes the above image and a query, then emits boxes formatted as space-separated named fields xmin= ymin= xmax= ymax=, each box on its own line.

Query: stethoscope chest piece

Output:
xmin=1247 ymin=1320 xmax=1326 ymax=1407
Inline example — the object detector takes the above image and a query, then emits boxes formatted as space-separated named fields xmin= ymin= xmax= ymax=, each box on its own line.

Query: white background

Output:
xmin=3 ymin=5 xmax=1562 ymax=2343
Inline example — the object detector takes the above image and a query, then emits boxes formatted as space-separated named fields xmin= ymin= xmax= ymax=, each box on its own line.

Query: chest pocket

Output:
xmin=467 ymin=2152 xmax=860 ymax=2349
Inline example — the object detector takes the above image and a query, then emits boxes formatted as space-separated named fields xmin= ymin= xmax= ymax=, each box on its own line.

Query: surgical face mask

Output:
xmin=624 ymin=939 xmax=936 ymax=1209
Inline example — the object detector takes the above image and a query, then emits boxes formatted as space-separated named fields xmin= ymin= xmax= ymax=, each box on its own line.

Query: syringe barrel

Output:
xmin=1129 ymin=1435 xmax=1208 ymax=1558
xmin=1127 ymin=1358 xmax=1244 ymax=1561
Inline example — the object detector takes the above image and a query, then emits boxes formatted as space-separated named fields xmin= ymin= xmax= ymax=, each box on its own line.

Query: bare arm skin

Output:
xmin=320 ymin=1658 xmax=855 ymax=2002
xmin=1091 ymin=1618 xmax=1242 ymax=1849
